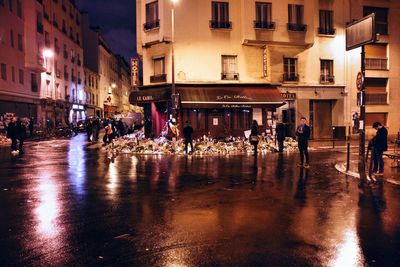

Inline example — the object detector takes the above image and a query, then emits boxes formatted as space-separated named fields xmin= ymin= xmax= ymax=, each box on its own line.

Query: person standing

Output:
xmin=275 ymin=120 xmax=286 ymax=152
xmin=296 ymin=117 xmax=311 ymax=168
xmin=16 ymin=118 xmax=27 ymax=154
xmin=92 ymin=118 xmax=100 ymax=142
xmin=371 ymin=121 xmax=388 ymax=175
xmin=183 ymin=121 xmax=194 ymax=154
xmin=250 ymin=120 xmax=259 ymax=156
xmin=7 ymin=116 xmax=18 ymax=152
xmin=86 ymin=119 xmax=93 ymax=142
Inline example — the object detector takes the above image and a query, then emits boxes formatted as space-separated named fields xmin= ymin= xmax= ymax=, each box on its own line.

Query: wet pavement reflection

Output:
xmin=0 ymin=134 xmax=400 ymax=266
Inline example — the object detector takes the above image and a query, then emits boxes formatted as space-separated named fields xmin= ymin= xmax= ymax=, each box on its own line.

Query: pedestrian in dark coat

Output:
xmin=7 ymin=116 xmax=18 ymax=151
xmin=92 ymin=118 xmax=100 ymax=142
xmin=371 ymin=121 xmax=388 ymax=175
xmin=296 ymin=117 xmax=311 ymax=168
xmin=250 ymin=120 xmax=259 ymax=155
xmin=118 ymin=119 xmax=125 ymax=137
xmin=276 ymin=120 xmax=286 ymax=152
xmin=183 ymin=121 xmax=194 ymax=154
xmin=86 ymin=119 xmax=93 ymax=142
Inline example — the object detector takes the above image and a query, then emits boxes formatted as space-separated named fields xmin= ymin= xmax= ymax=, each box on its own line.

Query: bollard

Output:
xmin=346 ymin=142 xmax=350 ymax=172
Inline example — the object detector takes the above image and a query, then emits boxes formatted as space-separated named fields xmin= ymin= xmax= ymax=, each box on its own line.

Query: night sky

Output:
xmin=75 ymin=0 xmax=137 ymax=61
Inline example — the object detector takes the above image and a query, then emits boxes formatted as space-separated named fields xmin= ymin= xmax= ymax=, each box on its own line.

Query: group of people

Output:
xmin=249 ymin=117 xmax=310 ymax=168
xmin=85 ymin=118 xmax=130 ymax=145
xmin=6 ymin=116 xmax=27 ymax=154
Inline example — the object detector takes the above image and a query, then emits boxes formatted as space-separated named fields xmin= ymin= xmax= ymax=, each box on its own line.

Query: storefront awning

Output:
xmin=178 ymin=87 xmax=285 ymax=108
xmin=129 ymin=88 xmax=171 ymax=104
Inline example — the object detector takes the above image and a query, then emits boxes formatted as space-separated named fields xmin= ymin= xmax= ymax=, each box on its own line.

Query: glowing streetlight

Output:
xmin=111 ymin=83 xmax=116 ymax=89
xmin=171 ymin=0 xmax=179 ymax=4
xmin=43 ymin=49 xmax=54 ymax=58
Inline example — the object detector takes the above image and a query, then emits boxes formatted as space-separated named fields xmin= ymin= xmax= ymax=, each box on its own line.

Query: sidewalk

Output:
xmin=335 ymin=155 xmax=400 ymax=186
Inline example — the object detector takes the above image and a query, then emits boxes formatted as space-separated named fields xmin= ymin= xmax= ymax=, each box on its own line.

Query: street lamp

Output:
xmin=171 ymin=0 xmax=179 ymax=120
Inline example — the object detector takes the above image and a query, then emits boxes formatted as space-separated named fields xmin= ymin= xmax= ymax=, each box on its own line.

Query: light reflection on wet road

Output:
xmin=0 ymin=134 xmax=399 ymax=266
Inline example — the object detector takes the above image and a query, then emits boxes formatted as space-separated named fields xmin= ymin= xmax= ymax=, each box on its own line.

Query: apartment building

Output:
xmin=0 ymin=0 xmax=42 ymax=120
xmin=81 ymin=14 xmax=131 ymax=118
xmin=36 ymin=0 xmax=85 ymax=125
xmin=134 ymin=0 xmax=400 ymax=138
xmin=84 ymin=67 xmax=100 ymax=117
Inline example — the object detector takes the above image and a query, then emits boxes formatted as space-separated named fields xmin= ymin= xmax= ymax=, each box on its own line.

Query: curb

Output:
xmin=335 ymin=162 xmax=400 ymax=186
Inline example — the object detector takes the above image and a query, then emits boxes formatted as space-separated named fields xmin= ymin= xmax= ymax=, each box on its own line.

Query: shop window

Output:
xmin=288 ymin=4 xmax=306 ymax=31
xmin=364 ymin=6 xmax=388 ymax=35
xmin=319 ymin=10 xmax=335 ymax=35
xmin=365 ymin=113 xmax=387 ymax=126
xmin=1 ymin=63 xmax=7 ymax=80
xmin=210 ymin=2 xmax=231 ymax=29
xmin=221 ymin=55 xmax=238 ymax=80
xmin=144 ymin=1 xmax=159 ymax=30
xmin=320 ymin=59 xmax=334 ymax=83
xmin=255 ymin=2 xmax=274 ymax=29
xmin=283 ymin=58 xmax=298 ymax=81
xmin=18 ymin=69 xmax=24 ymax=84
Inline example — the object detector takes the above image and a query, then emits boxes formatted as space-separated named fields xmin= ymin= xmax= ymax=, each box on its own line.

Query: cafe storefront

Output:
xmin=130 ymin=84 xmax=285 ymax=138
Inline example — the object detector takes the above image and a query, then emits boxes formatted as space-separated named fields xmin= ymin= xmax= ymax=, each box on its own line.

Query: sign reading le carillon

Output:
xmin=136 ymin=95 xmax=154 ymax=101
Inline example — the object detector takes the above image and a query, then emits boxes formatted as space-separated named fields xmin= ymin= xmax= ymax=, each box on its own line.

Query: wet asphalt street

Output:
xmin=0 ymin=134 xmax=400 ymax=267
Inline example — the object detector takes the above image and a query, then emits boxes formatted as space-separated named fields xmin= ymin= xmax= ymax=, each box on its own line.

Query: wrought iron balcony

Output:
xmin=365 ymin=58 xmax=388 ymax=70
xmin=143 ymin=19 xmax=160 ymax=30
xmin=283 ymin=73 xmax=299 ymax=82
xmin=150 ymin=74 xmax=167 ymax=83
xmin=221 ymin=73 xmax=239 ymax=80
xmin=365 ymin=93 xmax=388 ymax=105
xmin=318 ymin=27 xmax=336 ymax=35
xmin=210 ymin=20 xmax=232 ymax=29
xmin=287 ymin=23 xmax=307 ymax=32
xmin=320 ymin=74 xmax=335 ymax=83
xmin=254 ymin=20 xmax=275 ymax=30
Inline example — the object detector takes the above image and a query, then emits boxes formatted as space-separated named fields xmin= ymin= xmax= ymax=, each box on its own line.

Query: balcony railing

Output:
xmin=150 ymin=74 xmax=167 ymax=83
xmin=365 ymin=58 xmax=388 ymax=70
xmin=283 ymin=73 xmax=299 ymax=82
xmin=287 ymin=23 xmax=307 ymax=32
xmin=221 ymin=72 xmax=239 ymax=80
xmin=318 ymin=27 xmax=336 ymax=35
xmin=254 ymin=20 xmax=275 ymax=30
xmin=320 ymin=74 xmax=335 ymax=83
xmin=210 ymin=20 xmax=232 ymax=29
xmin=143 ymin=19 xmax=160 ymax=30
xmin=365 ymin=93 xmax=387 ymax=105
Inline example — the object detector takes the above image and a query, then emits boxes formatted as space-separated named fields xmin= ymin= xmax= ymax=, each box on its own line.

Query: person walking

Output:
xmin=86 ymin=119 xmax=93 ymax=142
xmin=91 ymin=118 xmax=100 ymax=143
xmin=275 ymin=120 xmax=286 ymax=152
xmin=183 ymin=121 xmax=194 ymax=154
xmin=371 ymin=121 xmax=388 ymax=175
xmin=250 ymin=120 xmax=259 ymax=156
xmin=296 ymin=117 xmax=311 ymax=168
xmin=7 ymin=116 xmax=18 ymax=152
xmin=16 ymin=118 xmax=27 ymax=154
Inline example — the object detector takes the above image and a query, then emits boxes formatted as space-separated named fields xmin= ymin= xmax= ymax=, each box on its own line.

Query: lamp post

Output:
xmin=171 ymin=0 xmax=179 ymax=120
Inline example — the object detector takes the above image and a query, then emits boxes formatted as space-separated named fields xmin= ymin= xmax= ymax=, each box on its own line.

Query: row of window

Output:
xmin=2 ymin=0 xmax=23 ymax=19
xmin=44 ymin=33 xmax=82 ymax=66
xmin=6 ymin=29 xmax=24 ymax=52
xmin=144 ymin=1 xmax=389 ymax=35
xmin=1 ymin=63 xmax=25 ymax=85
xmin=149 ymin=56 xmax=335 ymax=83
xmin=84 ymin=73 xmax=99 ymax=89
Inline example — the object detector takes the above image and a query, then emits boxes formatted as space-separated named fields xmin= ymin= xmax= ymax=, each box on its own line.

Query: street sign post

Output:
xmin=346 ymin=14 xmax=377 ymax=185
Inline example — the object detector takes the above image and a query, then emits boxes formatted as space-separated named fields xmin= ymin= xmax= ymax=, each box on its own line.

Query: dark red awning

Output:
xmin=178 ymin=87 xmax=285 ymax=108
